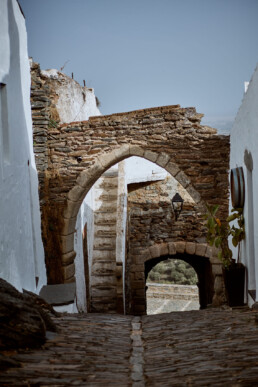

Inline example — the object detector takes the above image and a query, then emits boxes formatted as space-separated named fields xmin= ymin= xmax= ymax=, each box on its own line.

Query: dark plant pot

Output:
xmin=223 ymin=263 xmax=246 ymax=307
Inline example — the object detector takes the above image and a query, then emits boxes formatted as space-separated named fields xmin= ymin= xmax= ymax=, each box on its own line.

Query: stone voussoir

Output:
xmin=195 ymin=243 xmax=208 ymax=257
xmin=185 ymin=242 xmax=196 ymax=255
xmin=143 ymin=150 xmax=158 ymax=163
xmin=159 ymin=242 xmax=169 ymax=256
xmin=156 ymin=152 xmax=171 ymax=168
xmin=149 ymin=245 xmax=161 ymax=259
xmin=168 ymin=242 xmax=177 ymax=255
xmin=175 ymin=241 xmax=186 ymax=254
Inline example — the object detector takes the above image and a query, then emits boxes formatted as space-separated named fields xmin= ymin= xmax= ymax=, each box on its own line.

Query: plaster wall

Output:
xmin=41 ymin=69 xmax=101 ymax=123
xmin=0 ymin=0 xmax=46 ymax=292
xmin=125 ymin=156 xmax=167 ymax=184
xmin=74 ymin=187 xmax=95 ymax=311
xmin=230 ymin=65 xmax=258 ymax=304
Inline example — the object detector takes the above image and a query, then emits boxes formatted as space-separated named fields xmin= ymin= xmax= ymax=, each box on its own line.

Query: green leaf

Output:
xmin=218 ymin=250 xmax=223 ymax=261
xmin=215 ymin=237 xmax=222 ymax=248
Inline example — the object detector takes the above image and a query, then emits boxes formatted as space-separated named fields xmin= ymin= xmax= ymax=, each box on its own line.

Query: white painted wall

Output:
xmin=125 ymin=156 xmax=168 ymax=184
xmin=74 ymin=189 xmax=95 ymax=312
xmin=230 ymin=64 xmax=258 ymax=305
xmin=41 ymin=69 xmax=101 ymax=122
xmin=0 ymin=0 xmax=46 ymax=293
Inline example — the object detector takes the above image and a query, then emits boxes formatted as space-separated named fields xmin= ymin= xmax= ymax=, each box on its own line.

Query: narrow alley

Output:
xmin=1 ymin=308 xmax=258 ymax=386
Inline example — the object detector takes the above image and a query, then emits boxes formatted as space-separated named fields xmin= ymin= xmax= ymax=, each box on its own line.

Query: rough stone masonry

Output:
xmin=31 ymin=65 xmax=230 ymax=313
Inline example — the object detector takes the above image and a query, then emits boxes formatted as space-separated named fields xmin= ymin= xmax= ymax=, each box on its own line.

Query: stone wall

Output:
xmin=29 ymin=80 xmax=230 ymax=311
xmin=30 ymin=61 xmax=52 ymax=195
xmin=127 ymin=175 xmax=204 ymax=248
xmin=37 ymin=105 xmax=229 ymax=286
xmin=146 ymin=283 xmax=199 ymax=301
xmin=125 ymin=175 xmax=221 ymax=314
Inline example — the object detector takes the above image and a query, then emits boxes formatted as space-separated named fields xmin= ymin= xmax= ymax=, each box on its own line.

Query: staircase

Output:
xmin=90 ymin=170 xmax=119 ymax=312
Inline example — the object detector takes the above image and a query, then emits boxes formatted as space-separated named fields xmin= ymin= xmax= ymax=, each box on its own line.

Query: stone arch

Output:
xmin=39 ymin=105 xmax=229 ymax=305
xmin=127 ymin=241 xmax=225 ymax=315
xmin=60 ymin=145 xmax=204 ymax=282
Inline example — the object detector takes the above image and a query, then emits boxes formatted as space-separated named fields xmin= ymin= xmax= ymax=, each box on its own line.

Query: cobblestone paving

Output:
xmin=0 ymin=308 xmax=258 ymax=386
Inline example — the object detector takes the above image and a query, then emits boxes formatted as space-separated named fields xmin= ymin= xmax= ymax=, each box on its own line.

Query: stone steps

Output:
xmin=90 ymin=173 xmax=119 ymax=312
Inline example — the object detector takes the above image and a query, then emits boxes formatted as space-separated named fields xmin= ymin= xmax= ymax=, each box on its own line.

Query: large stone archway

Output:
xmin=126 ymin=241 xmax=225 ymax=315
xmin=34 ymin=104 xmax=229 ymax=312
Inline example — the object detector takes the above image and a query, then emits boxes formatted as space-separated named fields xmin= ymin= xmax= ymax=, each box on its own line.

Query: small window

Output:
xmin=0 ymin=83 xmax=10 ymax=163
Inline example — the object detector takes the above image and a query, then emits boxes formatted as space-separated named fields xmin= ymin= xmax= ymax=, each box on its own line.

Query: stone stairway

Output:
xmin=90 ymin=170 xmax=119 ymax=312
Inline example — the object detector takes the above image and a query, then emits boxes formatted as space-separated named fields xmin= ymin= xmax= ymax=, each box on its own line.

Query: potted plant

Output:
xmin=204 ymin=204 xmax=245 ymax=307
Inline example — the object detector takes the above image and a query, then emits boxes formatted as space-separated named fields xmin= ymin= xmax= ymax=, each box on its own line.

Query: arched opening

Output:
xmin=61 ymin=148 xmax=207 ymax=313
xmin=146 ymin=257 xmax=199 ymax=314
xmin=145 ymin=254 xmax=214 ymax=314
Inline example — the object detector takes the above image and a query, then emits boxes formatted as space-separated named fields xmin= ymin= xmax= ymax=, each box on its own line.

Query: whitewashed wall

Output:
xmin=41 ymin=69 xmax=101 ymax=123
xmin=74 ymin=189 xmax=95 ymax=312
xmin=230 ymin=65 xmax=258 ymax=306
xmin=0 ymin=0 xmax=46 ymax=293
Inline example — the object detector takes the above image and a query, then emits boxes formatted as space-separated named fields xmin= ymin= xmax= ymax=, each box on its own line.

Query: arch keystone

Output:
xmin=175 ymin=241 xmax=186 ymax=253
xmin=129 ymin=145 xmax=144 ymax=157
xmin=159 ymin=243 xmax=169 ymax=256
xmin=185 ymin=242 xmax=196 ymax=255
xmin=168 ymin=242 xmax=176 ymax=255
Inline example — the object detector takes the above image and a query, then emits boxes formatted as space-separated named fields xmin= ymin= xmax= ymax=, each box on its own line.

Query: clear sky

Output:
xmin=19 ymin=0 xmax=258 ymax=133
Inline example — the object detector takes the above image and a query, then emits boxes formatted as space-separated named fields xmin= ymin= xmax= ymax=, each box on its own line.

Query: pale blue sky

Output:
xmin=19 ymin=0 xmax=258 ymax=133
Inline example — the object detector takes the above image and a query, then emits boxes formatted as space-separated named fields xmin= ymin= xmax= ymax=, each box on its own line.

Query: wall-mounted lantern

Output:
xmin=171 ymin=193 xmax=184 ymax=221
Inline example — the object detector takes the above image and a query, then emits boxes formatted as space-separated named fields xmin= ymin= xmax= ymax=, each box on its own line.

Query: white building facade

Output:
xmin=230 ymin=65 xmax=258 ymax=307
xmin=0 ymin=0 xmax=46 ymax=293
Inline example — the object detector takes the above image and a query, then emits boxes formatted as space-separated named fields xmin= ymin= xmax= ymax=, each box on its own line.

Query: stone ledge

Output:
xmin=39 ymin=282 xmax=76 ymax=306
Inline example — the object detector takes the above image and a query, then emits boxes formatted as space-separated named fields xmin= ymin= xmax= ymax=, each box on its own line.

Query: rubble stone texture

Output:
xmin=0 ymin=308 xmax=257 ymax=385
xmin=0 ymin=279 xmax=57 ymax=350
xmin=31 ymin=64 xmax=230 ymax=313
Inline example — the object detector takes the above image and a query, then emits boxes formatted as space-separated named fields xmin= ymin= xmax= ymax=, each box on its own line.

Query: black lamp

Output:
xmin=171 ymin=193 xmax=184 ymax=221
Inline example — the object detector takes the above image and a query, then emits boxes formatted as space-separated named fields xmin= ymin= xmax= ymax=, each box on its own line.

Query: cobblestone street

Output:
xmin=0 ymin=308 xmax=258 ymax=386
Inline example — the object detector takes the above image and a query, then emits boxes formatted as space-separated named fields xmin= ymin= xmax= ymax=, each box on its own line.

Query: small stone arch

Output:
xmin=127 ymin=241 xmax=226 ymax=315
xmin=60 ymin=146 xmax=204 ymax=282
